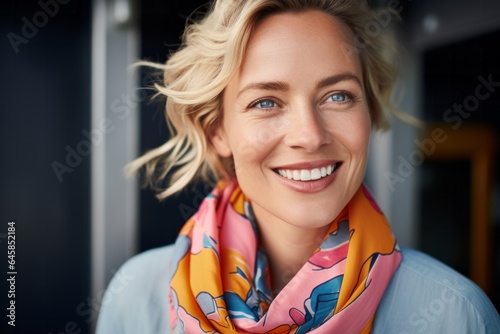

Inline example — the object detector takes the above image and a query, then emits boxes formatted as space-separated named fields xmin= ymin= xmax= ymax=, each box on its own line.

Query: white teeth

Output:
xmin=300 ymin=170 xmax=311 ymax=181
xmin=277 ymin=164 xmax=338 ymax=181
xmin=311 ymin=168 xmax=321 ymax=180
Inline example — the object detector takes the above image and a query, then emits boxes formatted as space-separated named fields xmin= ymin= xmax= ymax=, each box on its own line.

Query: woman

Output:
xmin=97 ymin=0 xmax=500 ymax=333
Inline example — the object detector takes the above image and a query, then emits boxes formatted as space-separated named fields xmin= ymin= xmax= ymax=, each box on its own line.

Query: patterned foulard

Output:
xmin=169 ymin=181 xmax=402 ymax=333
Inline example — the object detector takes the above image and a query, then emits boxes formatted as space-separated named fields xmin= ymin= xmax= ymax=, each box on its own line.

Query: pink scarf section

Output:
xmin=169 ymin=181 xmax=402 ymax=333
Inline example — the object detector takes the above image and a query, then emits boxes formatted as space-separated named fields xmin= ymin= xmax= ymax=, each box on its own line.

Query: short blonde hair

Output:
xmin=130 ymin=0 xmax=400 ymax=199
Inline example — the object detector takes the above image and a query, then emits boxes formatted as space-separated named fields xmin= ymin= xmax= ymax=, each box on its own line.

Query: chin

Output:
xmin=283 ymin=203 xmax=342 ymax=229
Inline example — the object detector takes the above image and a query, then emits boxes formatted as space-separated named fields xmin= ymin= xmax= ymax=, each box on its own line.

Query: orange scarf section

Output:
xmin=169 ymin=182 xmax=402 ymax=333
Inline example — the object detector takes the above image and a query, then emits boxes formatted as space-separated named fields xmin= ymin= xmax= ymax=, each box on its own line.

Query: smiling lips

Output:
xmin=276 ymin=162 xmax=340 ymax=181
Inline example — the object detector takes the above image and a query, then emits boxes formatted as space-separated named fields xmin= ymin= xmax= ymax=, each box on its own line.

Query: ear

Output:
xmin=210 ymin=126 xmax=232 ymax=158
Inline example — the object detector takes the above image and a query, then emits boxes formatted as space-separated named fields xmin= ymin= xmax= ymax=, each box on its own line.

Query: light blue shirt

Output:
xmin=96 ymin=246 xmax=500 ymax=333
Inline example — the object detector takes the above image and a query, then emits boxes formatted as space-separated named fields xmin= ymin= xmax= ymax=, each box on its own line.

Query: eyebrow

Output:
xmin=237 ymin=81 xmax=289 ymax=98
xmin=317 ymin=73 xmax=362 ymax=89
xmin=237 ymin=72 xmax=362 ymax=98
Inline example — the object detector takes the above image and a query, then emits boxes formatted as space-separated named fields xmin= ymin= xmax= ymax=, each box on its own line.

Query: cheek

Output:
xmin=331 ymin=111 xmax=371 ymax=156
xmin=353 ymin=123 xmax=371 ymax=156
xmin=230 ymin=119 xmax=283 ymax=164
xmin=350 ymin=110 xmax=371 ymax=149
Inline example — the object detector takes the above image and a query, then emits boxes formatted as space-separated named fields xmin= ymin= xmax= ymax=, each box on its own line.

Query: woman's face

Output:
xmin=213 ymin=10 xmax=371 ymax=230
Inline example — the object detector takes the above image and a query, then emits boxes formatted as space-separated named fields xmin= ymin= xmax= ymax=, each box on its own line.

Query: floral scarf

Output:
xmin=169 ymin=181 xmax=402 ymax=333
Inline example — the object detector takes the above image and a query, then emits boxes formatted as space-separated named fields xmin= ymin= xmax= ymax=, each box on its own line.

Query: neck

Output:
xmin=254 ymin=208 xmax=329 ymax=295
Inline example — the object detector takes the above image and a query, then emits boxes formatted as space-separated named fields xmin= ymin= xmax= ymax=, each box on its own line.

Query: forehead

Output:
xmin=238 ymin=10 xmax=362 ymax=80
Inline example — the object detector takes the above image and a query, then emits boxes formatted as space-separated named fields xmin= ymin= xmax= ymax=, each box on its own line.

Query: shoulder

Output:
xmin=374 ymin=248 xmax=500 ymax=334
xmin=96 ymin=245 xmax=174 ymax=334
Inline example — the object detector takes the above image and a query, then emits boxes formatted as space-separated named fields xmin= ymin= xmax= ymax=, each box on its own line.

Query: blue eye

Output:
xmin=327 ymin=93 xmax=349 ymax=103
xmin=252 ymin=99 xmax=277 ymax=109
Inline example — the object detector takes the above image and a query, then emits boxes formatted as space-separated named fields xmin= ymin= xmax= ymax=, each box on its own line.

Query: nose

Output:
xmin=283 ymin=103 xmax=332 ymax=152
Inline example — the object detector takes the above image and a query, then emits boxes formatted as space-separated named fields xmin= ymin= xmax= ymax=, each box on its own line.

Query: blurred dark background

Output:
xmin=1 ymin=1 xmax=91 ymax=333
xmin=1 ymin=0 xmax=499 ymax=333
